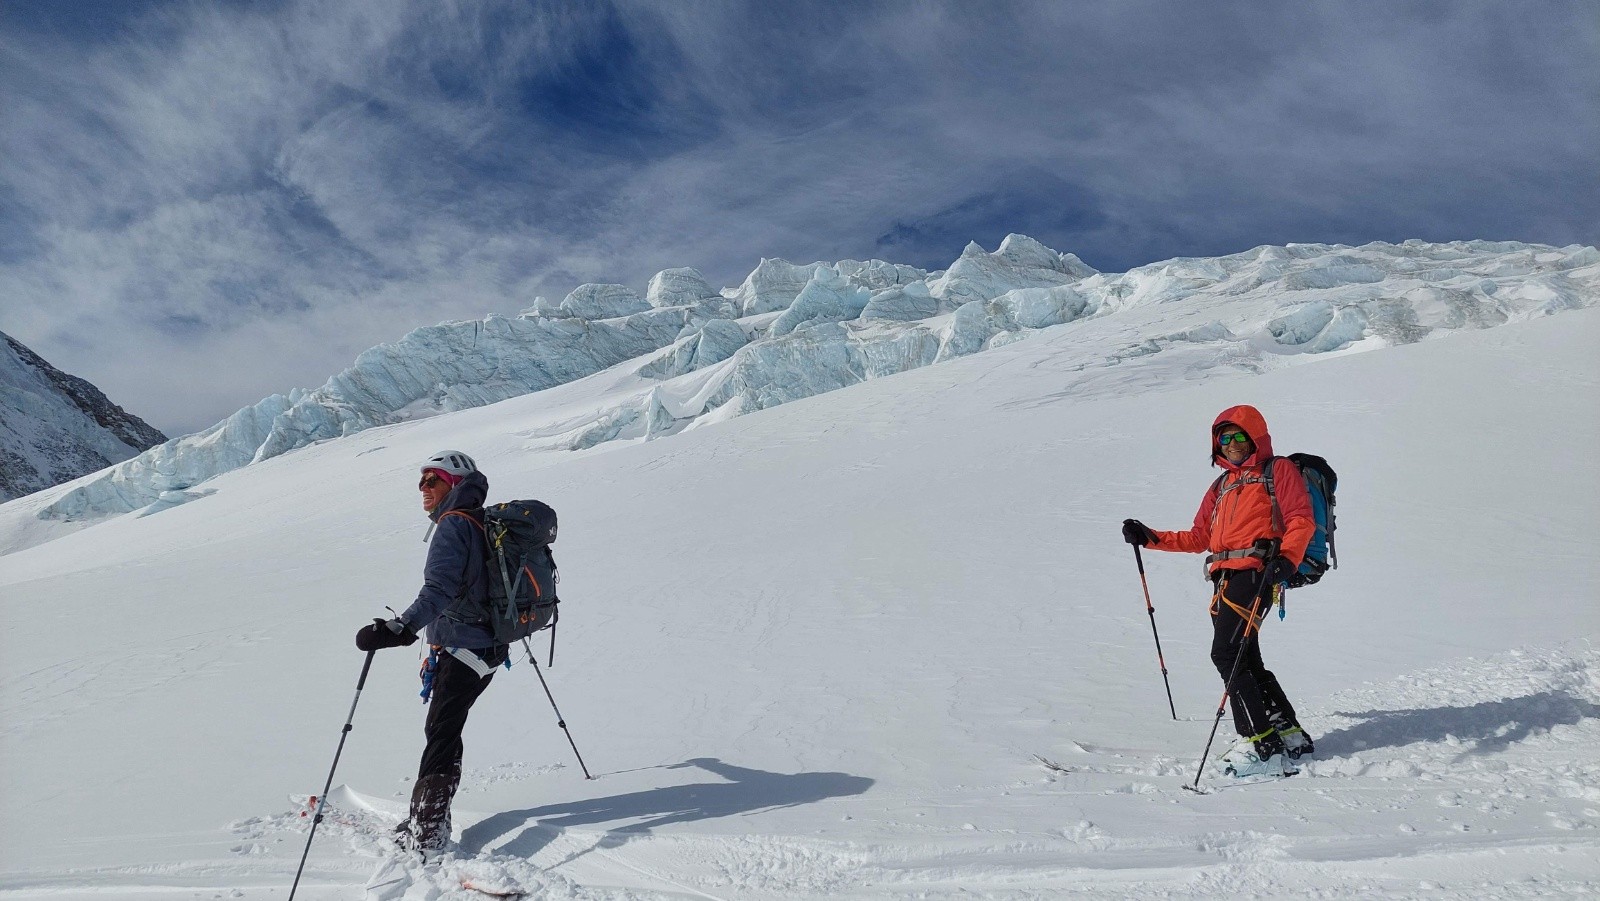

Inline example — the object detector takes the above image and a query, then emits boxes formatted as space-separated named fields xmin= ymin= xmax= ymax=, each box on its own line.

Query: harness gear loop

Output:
xmin=418 ymin=646 xmax=441 ymax=703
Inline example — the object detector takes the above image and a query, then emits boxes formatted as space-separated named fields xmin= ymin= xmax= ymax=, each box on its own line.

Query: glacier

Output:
xmin=27 ymin=234 xmax=1600 ymax=527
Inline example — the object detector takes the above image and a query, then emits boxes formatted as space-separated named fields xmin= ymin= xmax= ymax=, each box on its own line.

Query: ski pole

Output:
xmin=289 ymin=649 xmax=376 ymax=900
xmin=521 ymin=639 xmax=593 ymax=779
xmin=1132 ymin=545 xmax=1178 ymax=720
xmin=1184 ymin=576 xmax=1275 ymax=793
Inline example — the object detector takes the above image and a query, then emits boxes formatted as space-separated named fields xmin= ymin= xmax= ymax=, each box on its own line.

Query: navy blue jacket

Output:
xmin=399 ymin=471 xmax=497 ymax=650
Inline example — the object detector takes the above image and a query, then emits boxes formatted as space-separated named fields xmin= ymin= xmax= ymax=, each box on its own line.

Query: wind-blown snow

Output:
xmin=15 ymin=236 xmax=1594 ymax=548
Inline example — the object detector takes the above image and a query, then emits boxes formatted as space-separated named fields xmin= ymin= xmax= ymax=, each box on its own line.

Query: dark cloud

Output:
xmin=0 ymin=0 xmax=1595 ymax=434
xmin=512 ymin=7 xmax=723 ymax=160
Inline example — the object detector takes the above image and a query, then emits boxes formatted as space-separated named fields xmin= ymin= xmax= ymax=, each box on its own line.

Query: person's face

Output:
xmin=419 ymin=470 xmax=452 ymax=512
xmin=1216 ymin=427 xmax=1254 ymax=465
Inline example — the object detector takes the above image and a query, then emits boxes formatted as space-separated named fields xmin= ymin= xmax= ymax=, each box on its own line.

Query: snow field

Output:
xmin=0 ymin=303 xmax=1597 ymax=898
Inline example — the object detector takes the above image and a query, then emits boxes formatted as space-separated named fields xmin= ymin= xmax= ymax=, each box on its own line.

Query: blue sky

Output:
xmin=1 ymin=0 xmax=1595 ymax=435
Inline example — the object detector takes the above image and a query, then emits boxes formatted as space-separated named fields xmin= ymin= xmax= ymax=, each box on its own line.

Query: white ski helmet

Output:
xmin=421 ymin=450 xmax=477 ymax=478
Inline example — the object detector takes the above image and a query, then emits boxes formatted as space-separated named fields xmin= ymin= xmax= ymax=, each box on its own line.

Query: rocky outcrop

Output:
xmin=0 ymin=332 xmax=167 ymax=502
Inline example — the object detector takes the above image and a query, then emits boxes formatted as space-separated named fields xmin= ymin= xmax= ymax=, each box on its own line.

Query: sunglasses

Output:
xmin=419 ymin=473 xmax=447 ymax=489
xmin=1216 ymin=432 xmax=1252 ymax=447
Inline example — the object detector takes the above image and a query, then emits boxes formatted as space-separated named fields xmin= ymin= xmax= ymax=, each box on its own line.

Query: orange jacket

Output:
xmin=1149 ymin=405 xmax=1316 ymax=573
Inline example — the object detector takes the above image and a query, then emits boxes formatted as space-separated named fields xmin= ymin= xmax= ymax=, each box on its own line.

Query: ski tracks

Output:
xmin=1022 ymin=643 xmax=1600 ymax=897
xmin=101 ymin=644 xmax=1598 ymax=900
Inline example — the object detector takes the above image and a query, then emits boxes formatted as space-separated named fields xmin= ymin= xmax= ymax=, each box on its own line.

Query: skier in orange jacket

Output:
xmin=1123 ymin=405 xmax=1317 ymax=766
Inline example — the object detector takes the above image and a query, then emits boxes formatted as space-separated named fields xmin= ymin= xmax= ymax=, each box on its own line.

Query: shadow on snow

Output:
xmin=1316 ymin=690 xmax=1600 ymax=761
xmin=459 ymin=757 xmax=873 ymax=859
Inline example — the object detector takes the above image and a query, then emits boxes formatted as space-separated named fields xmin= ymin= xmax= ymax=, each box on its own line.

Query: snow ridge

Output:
xmin=0 ymin=331 xmax=166 ymax=502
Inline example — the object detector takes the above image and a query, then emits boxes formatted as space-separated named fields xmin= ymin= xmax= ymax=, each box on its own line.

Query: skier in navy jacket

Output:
xmin=356 ymin=450 xmax=505 ymax=853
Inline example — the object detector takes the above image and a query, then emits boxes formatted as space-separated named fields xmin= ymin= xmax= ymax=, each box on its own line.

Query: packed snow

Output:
xmin=1 ymin=273 xmax=1596 ymax=899
xmin=11 ymin=236 xmax=1594 ymax=556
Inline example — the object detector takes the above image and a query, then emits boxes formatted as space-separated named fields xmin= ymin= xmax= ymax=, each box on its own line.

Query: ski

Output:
xmin=1032 ymin=754 xmax=1069 ymax=773
xmin=1185 ymin=743 xmax=1301 ymax=792
xmin=1202 ymin=768 xmax=1300 ymax=792
xmin=462 ymin=879 xmax=525 ymax=897
xmin=1183 ymin=767 xmax=1298 ymax=794
xmin=362 ymin=854 xmax=416 ymax=900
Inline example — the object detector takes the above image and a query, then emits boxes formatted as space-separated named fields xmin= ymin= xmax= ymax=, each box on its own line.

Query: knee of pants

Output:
xmin=1210 ymin=641 xmax=1240 ymax=673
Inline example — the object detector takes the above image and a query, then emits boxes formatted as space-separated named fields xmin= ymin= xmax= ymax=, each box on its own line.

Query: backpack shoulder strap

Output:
xmin=1260 ymin=456 xmax=1284 ymax=534
xmin=439 ymin=508 xmax=488 ymax=536
xmin=1206 ymin=471 xmax=1228 ymax=531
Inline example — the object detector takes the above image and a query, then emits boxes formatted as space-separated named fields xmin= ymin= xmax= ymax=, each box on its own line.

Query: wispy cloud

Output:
xmin=1 ymin=0 xmax=1595 ymax=434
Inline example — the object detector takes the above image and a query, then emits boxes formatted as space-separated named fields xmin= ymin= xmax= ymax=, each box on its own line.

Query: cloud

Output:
xmin=1 ymin=0 xmax=1595 ymax=435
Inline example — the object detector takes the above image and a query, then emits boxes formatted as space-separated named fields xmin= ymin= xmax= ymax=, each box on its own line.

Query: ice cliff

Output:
xmin=32 ymin=234 xmax=1600 ymax=523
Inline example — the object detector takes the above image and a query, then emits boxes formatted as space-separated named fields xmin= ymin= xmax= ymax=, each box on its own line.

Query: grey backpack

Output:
xmin=481 ymin=500 xmax=560 ymax=644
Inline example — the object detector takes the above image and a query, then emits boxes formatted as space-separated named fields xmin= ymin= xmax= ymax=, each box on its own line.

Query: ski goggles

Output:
xmin=1216 ymin=432 xmax=1253 ymax=446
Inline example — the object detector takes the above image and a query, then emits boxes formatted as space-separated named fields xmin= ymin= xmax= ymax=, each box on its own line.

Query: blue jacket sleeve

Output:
xmin=400 ymin=516 xmax=476 ymax=631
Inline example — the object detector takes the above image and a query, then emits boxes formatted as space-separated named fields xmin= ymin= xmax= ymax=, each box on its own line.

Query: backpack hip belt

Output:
xmin=1203 ymin=538 xmax=1279 ymax=579
xmin=445 ymin=646 xmax=497 ymax=678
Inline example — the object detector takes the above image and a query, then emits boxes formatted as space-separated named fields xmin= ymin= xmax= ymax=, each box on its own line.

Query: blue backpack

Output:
xmin=1264 ymin=453 xmax=1338 ymax=587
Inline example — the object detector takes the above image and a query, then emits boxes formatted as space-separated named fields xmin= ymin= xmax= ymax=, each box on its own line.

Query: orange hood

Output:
xmin=1211 ymin=404 xmax=1275 ymax=470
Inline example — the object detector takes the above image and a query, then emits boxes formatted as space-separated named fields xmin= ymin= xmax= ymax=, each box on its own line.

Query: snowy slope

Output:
xmin=0 ymin=331 xmax=166 ymax=501
xmin=10 ymin=237 xmax=1593 ymax=555
xmin=1 ymin=297 xmax=1596 ymax=899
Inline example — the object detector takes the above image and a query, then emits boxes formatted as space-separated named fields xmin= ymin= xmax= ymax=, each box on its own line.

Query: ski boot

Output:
xmin=1278 ymin=725 xmax=1315 ymax=759
xmin=1219 ymin=729 xmax=1299 ymax=778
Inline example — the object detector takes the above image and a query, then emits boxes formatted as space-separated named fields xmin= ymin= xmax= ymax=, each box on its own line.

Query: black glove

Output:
xmin=1261 ymin=555 xmax=1297 ymax=585
xmin=1121 ymin=519 xmax=1157 ymax=546
xmin=356 ymin=617 xmax=418 ymax=651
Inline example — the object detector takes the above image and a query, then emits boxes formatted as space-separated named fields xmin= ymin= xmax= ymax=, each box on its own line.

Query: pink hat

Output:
xmin=421 ymin=467 xmax=461 ymax=488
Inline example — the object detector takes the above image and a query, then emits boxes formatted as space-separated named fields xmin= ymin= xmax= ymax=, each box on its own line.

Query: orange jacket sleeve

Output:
xmin=1148 ymin=482 xmax=1218 ymax=554
xmin=1147 ymin=458 xmax=1317 ymax=563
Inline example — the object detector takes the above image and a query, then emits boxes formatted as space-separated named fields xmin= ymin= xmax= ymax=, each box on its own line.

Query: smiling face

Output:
xmin=1216 ymin=425 xmax=1254 ymax=465
xmin=419 ymin=469 xmax=453 ymax=512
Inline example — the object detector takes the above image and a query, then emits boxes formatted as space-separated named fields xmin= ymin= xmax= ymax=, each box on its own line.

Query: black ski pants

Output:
xmin=1211 ymin=569 xmax=1299 ymax=738
xmin=418 ymin=646 xmax=505 ymax=779
xmin=405 ymin=646 xmax=505 ymax=849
